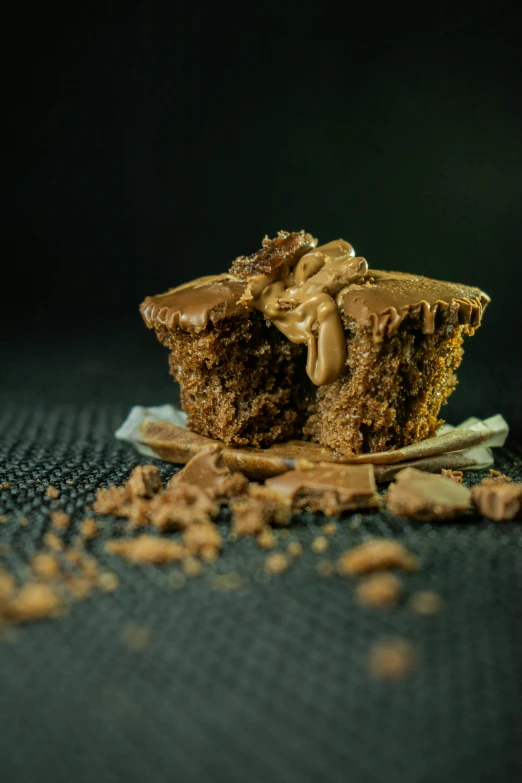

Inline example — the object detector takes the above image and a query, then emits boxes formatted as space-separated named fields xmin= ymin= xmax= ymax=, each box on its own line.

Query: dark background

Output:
xmin=3 ymin=0 xmax=522 ymax=422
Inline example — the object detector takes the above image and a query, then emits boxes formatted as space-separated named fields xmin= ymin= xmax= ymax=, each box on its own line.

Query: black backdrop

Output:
xmin=3 ymin=1 xmax=522 ymax=422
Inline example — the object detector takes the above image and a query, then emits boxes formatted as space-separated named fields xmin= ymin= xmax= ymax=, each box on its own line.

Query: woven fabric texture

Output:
xmin=1 ymin=405 xmax=522 ymax=783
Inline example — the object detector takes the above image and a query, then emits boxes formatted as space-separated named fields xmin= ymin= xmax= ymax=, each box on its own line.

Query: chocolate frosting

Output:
xmin=140 ymin=232 xmax=489 ymax=385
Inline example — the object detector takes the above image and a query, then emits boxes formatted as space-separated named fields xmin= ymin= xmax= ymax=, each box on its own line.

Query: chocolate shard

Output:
xmin=385 ymin=467 xmax=471 ymax=521
xmin=168 ymin=445 xmax=248 ymax=501
xmin=472 ymin=481 xmax=522 ymax=521
xmin=265 ymin=463 xmax=381 ymax=516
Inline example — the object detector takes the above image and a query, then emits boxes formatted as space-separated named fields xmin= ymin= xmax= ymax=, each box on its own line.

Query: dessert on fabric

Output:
xmin=140 ymin=231 xmax=489 ymax=455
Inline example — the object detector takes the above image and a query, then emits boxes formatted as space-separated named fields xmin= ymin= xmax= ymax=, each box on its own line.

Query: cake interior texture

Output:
xmin=140 ymin=232 xmax=489 ymax=454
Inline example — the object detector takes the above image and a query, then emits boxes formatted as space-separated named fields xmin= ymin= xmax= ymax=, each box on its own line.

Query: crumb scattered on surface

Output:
xmin=182 ymin=557 xmax=202 ymax=577
xmin=367 ymin=638 xmax=418 ymax=681
xmin=46 ymin=486 xmax=60 ymax=500
xmin=212 ymin=573 xmax=243 ymax=591
xmin=182 ymin=522 xmax=222 ymax=557
xmin=489 ymin=469 xmax=511 ymax=481
xmin=3 ymin=482 xmax=11 ymax=489
xmin=5 ymin=583 xmax=62 ymax=623
xmin=18 ymin=516 xmax=29 ymax=527
xmin=311 ymin=536 xmax=329 ymax=553
xmin=51 ymin=510 xmax=70 ymax=529
xmin=409 ymin=591 xmax=444 ymax=615
xmin=338 ymin=539 xmax=419 ymax=576
xmin=31 ymin=552 xmax=60 ymax=579
xmin=265 ymin=552 xmax=290 ymax=575
xmin=322 ymin=522 xmax=337 ymax=536
xmin=105 ymin=536 xmax=186 ymax=565
xmin=150 ymin=485 xmax=216 ymax=531
xmin=127 ymin=465 xmax=163 ymax=499
xmin=0 ymin=514 xmax=8 ymax=524
xmin=65 ymin=480 xmax=73 ymax=485
xmin=287 ymin=541 xmax=303 ymax=557
xmin=93 ymin=485 xmax=130 ymax=516
xmin=356 ymin=573 xmax=403 ymax=608
xmin=43 ymin=532 xmax=64 ymax=551
xmin=122 ymin=624 xmax=151 ymax=651
xmin=80 ymin=518 xmax=98 ymax=539
xmin=257 ymin=527 xmax=276 ymax=549
xmin=97 ymin=571 xmax=120 ymax=592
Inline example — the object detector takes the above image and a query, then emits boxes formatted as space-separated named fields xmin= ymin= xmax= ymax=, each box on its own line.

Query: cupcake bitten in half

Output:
xmin=140 ymin=231 xmax=489 ymax=454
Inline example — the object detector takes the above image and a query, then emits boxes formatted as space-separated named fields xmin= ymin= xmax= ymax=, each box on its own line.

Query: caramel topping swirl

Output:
xmin=238 ymin=239 xmax=369 ymax=385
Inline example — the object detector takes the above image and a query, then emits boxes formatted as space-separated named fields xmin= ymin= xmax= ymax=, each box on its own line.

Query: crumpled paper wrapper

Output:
xmin=115 ymin=405 xmax=508 ymax=482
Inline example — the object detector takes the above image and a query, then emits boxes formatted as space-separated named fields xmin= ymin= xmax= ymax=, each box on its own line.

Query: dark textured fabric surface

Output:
xmin=1 ymin=405 xmax=522 ymax=783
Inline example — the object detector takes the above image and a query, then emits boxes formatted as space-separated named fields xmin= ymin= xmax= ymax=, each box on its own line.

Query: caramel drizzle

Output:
xmin=238 ymin=239 xmax=369 ymax=385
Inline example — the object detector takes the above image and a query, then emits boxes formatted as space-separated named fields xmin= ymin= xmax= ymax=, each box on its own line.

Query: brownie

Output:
xmin=141 ymin=231 xmax=489 ymax=454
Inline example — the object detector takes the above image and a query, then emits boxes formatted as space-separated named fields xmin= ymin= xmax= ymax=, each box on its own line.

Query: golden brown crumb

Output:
xmin=65 ymin=480 xmax=73 ymax=485
xmin=93 ymin=485 xmax=129 ymax=516
xmin=316 ymin=559 xmax=335 ymax=577
xmin=51 ymin=510 xmax=70 ymax=530
xmin=182 ymin=522 xmax=223 ymax=556
xmin=248 ymin=485 xmax=292 ymax=527
xmin=230 ymin=498 xmax=268 ymax=537
xmin=287 ymin=541 xmax=303 ymax=558
xmin=265 ymin=552 xmax=290 ymax=575
xmin=322 ymin=522 xmax=337 ymax=536
xmin=80 ymin=518 xmax=98 ymax=539
xmin=311 ymin=536 xmax=329 ymax=553
xmin=122 ymin=624 xmax=151 ymax=651
xmin=485 ymin=470 xmax=512 ymax=483
xmin=46 ymin=486 xmax=60 ymax=499
xmin=31 ymin=553 xmax=60 ymax=580
xmin=182 ymin=557 xmax=203 ymax=577
xmin=64 ymin=549 xmax=83 ymax=567
xmin=3 ymin=482 xmax=11 ymax=489
xmin=149 ymin=485 xmax=216 ymax=531
xmin=337 ymin=539 xmax=419 ymax=576
xmin=97 ymin=571 xmax=120 ymax=592
xmin=200 ymin=546 xmax=220 ymax=563
xmin=126 ymin=499 xmax=151 ymax=526
xmin=127 ymin=465 xmax=162 ymax=499
xmin=441 ymin=469 xmax=464 ymax=484
xmin=18 ymin=516 xmax=29 ymax=527
xmin=367 ymin=638 xmax=418 ymax=681
xmin=356 ymin=573 xmax=403 ymax=608
xmin=0 ymin=514 xmax=8 ymax=524
xmin=79 ymin=555 xmax=98 ymax=580
xmin=409 ymin=591 xmax=444 ymax=615
xmin=6 ymin=583 xmax=61 ymax=623
xmin=105 ymin=536 xmax=186 ymax=565
xmin=256 ymin=527 xmax=276 ymax=549
xmin=43 ymin=532 xmax=64 ymax=552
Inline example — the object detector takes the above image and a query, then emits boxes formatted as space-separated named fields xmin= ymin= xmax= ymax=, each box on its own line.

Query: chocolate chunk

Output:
xmin=168 ymin=445 xmax=248 ymax=501
xmin=265 ymin=464 xmax=380 ymax=516
xmin=472 ymin=481 xmax=522 ymax=521
xmin=385 ymin=467 xmax=471 ymax=521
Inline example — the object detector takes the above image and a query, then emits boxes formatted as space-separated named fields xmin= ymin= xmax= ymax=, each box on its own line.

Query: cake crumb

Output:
xmin=18 ymin=516 xmax=29 ymax=527
xmin=127 ymin=465 xmax=163 ymax=499
xmin=356 ymin=573 xmax=403 ymax=608
xmin=65 ymin=480 xmax=73 ymax=485
xmin=6 ymin=583 xmax=61 ymax=623
xmin=182 ymin=522 xmax=222 ymax=556
xmin=31 ymin=553 xmax=60 ymax=580
xmin=105 ymin=536 xmax=186 ymax=565
xmin=3 ymin=482 xmax=11 ymax=489
xmin=367 ymin=638 xmax=418 ymax=681
xmin=80 ymin=518 xmax=98 ymax=539
xmin=43 ymin=532 xmax=64 ymax=551
xmin=0 ymin=514 xmax=8 ymax=524
xmin=441 ymin=469 xmax=463 ymax=484
xmin=311 ymin=536 xmax=329 ymax=553
xmin=322 ymin=522 xmax=337 ymax=536
xmin=265 ymin=552 xmax=290 ymax=575
xmin=409 ymin=590 xmax=444 ymax=615
xmin=65 ymin=576 xmax=93 ymax=601
xmin=0 ymin=571 xmax=16 ymax=603
xmin=182 ymin=557 xmax=202 ymax=577
xmin=287 ymin=541 xmax=303 ymax=558
xmin=51 ymin=511 xmax=70 ymax=530
xmin=489 ymin=469 xmax=511 ymax=481
xmin=93 ymin=485 xmax=129 ymax=516
xmin=97 ymin=571 xmax=119 ymax=592
xmin=316 ymin=559 xmax=335 ymax=577
xmin=150 ymin=485 xmax=215 ymax=531
xmin=338 ymin=539 xmax=419 ymax=576
xmin=46 ymin=486 xmax=60 ymax=500
xmin=122 ymin=624 xmax=151 ymax=651
xmin=257 ymin=528 xmax=276 ymax=549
